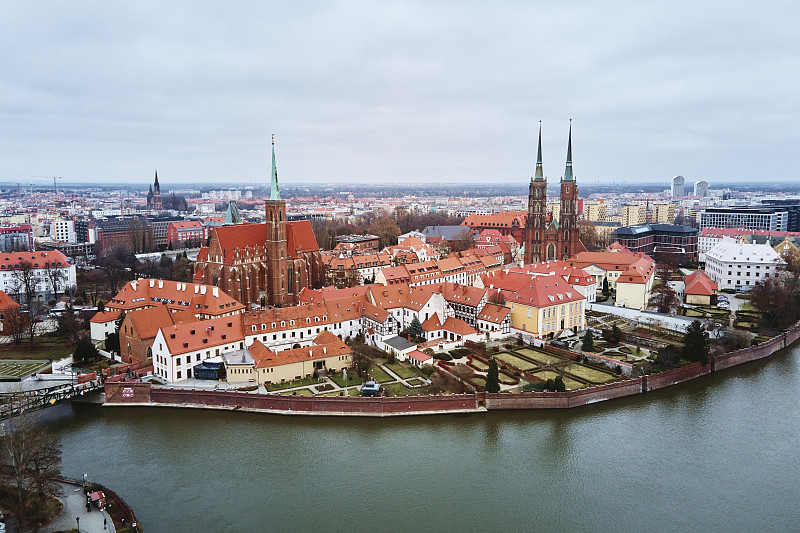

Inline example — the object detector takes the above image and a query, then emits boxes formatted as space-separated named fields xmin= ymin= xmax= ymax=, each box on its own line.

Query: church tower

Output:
xmin=524 ymin=122 xmax=547 ymax=264
xmin=152 ymin=170 xmax=163 ymax=210
xmin=559 ymin=121 xmax=580 ymax=260
xmin=264 ymin=135 xmax=289 ymax=306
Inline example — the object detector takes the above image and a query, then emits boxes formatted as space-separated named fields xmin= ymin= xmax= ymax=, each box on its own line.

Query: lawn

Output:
xmin=383 ymin=382 xmax=420 ymax=396
xmin=406 ymin=377 xmax=428 ymax=387
xmin=515 ymin=348 xmax=566 ymax=366
xmin=367 ymin=365 xmax=395 ymax=383
xmin=530 ymin=370 xmax=585 ymax=390
xmin=472 ymin=377 xmax=487 ymax=388
xmin=468 ymin=358 xmax=489 ymax=371
xmin=329 ymin=372 xmax=363 ymax=388
xmin=384 ymin=362 xmax=421 ymax=380
xmin=0 ymin=359 xmax=51 ymax=379
xmin=495 ymin=352 xmax=538 ymax=371
xmin=267 ymin=376 xmax=324 ymax=391
xmin=564 ymin=364 xmax=618 ymax=384
xmin=280 ymin=388 xmax=313 ymax=396
xmin=0 ymin=339 xmax=74 ymax=361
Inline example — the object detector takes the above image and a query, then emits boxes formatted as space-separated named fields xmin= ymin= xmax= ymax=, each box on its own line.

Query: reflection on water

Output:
xmin=43 ymin=347 xmax=800 ymax=533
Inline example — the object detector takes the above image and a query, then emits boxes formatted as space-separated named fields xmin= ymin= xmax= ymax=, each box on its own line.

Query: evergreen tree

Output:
xmin=485 ymin=357 xmax=500 ymax=393
xmin=74 ymin=338 xmax=100 ymax=365
xmin=682 ymin=320 xmax=710 ymax=365
xmin=581 ymin=330 xmax=594 ymax=352
xmin=407 ymin=316 xmax=424 ymax=341
xmin=602 ymin=277 xmax=610 ymax=295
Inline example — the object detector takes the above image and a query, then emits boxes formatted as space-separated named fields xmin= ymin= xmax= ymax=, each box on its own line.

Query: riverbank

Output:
xmin=104 ymin=321 xmax=800 ymax=417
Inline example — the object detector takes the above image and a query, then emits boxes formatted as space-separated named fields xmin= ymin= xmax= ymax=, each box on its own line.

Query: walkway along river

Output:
xmin=37 ymin=340 xmax=800 ymax=533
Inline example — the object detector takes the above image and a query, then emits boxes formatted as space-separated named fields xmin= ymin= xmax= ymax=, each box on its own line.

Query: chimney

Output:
xmin=158 ymin=280 xmax=163 ymax=289
xmin=323 ymin=346 xmax=327 ymax=354
xmin=213 ymin=287 xmax=219 ymax=297
xmin=201 ymin=286 xmax=206 ymax=295
xmin=149 ymin=279 xmax=155 ymax=288
xmin=131 ymin=280 xmax=138 ymax=291
xmin=194 ymin=284 xmax=199 ymax=294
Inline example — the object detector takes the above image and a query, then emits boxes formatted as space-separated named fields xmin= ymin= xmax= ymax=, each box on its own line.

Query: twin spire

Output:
xmin=269 ymin=133 xmax=281 ymax=202
xmin=533 ymin=120 xmax=574 ymax=182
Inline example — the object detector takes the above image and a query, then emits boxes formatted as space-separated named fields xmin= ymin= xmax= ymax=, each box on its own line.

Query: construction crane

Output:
xmin=32 ymin=176 xmax=63 ymax=194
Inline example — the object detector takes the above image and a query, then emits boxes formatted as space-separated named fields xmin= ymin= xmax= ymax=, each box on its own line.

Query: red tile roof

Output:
xmin=507 ymin=276 xmax=584 ymax=308
xmin=251 ymin=331 xmax=350 ymax=368
xmin=106 ymin=279 xmax=246 ymax=316
xmin=476 ymin=303 xmax=510 ymax=324
xmin=0 ymin=250 xmax=70 ymax=270
xmin=160 ymin=314 xmax=245 ymax=356
xmin=685 ymin=270 xmax=717 ymax=296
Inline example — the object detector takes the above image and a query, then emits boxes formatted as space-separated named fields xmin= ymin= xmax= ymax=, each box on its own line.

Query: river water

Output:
xmin=39 ymin=345 xmax=800 ymax=533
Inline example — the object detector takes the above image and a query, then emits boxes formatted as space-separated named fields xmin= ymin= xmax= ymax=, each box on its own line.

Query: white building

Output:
xmin=704 ymin=238 xmax=784 ymax=291
xmin=0 ymin=250 xmax=77 ymax=304
xmin=50 ymin=219 xmax=77 ymax=244
xmin=671 ymin=175 xmax=685 ymax=198
xmin=694 ymin=180 xmax=709 ymax=197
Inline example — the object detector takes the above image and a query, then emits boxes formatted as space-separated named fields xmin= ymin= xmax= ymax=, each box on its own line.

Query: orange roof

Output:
xmin=0 ymin=250 xmax=70 ymax=270
xmin=252 ymin=331 xmax=350 ymax=368
xmin=480 ymin=270 xmax=533 ymax=292
xmin=442 ymin=316 xmax=477 ymax=336
xmin=506 ymin=276 xmax=585 ymax=308
xmin=126 ymin=306 xmax=177 ymax=340
xmin=361 ymin=300 xmax=389 ymax=323
xmin=510 ymin=261 xmax=596 ymax=286
xmin=421 ymin=315 xmax=442 ymax=331
xmin=170 ymin=221 xmax=203 ymax=230
xmin=477 ymin=303 xmax=510 ymax=323
xmin=462 ymin=210 xmax=526 ymax=229
xmin=0 ymin=290 xmax=20 ymax=310
xmin=286 ymin=220 xmax=320 ymax=257
xmin=431 ymin=282 xmax=486 ymax=307
xmin=408 ymin=349 xmax=433 ymax=363
xmin=90 ymin=309 xmax=120 ymax=324
xmin=106 ymin=279 xmax=246 ymax=316
xmin=685 ymin=270 xmax=717 ymax=296
xmin=160 ymin=314 xmax=245 ymax=356
xmin=299 ymin=285 xmax=375 ymax=304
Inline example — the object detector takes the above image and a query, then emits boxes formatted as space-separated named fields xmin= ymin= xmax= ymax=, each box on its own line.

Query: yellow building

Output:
xmin=548 ymin=201 xmax=561 ymax=221
xmin=622 ymin=204 xmax=647 ymax=227
xmin=250 ymin=331 xmax=351 ymax=386
xmin=584 ymin=200 xmax=607 ymax=222
xmin=653 ymin=202 xmax=676 ymax=224
xmin=506 ymin=277 xmax=586 ymax=338
xmin=774 ymin=237 xmax=800 ymax=260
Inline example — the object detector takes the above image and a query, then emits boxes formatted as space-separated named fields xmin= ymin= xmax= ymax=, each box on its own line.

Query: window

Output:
xmin=177 ymin=371 xmax=182 ymax=379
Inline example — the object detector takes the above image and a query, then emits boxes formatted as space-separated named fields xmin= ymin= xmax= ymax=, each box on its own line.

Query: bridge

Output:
xmin=0 ymin=379 xmax=105 ymax=421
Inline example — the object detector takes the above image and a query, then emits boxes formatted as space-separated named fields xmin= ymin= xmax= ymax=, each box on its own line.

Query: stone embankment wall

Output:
xmin=104 ymin=321 xmax=800 ymax=415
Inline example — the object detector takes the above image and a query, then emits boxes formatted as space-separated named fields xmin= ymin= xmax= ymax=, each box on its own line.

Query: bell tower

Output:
xmin=265 ymin=135 xmax=289 ymax=306
xmin=559 ymin=121 xmax=581 ymax=259
xmin=524 ymin=122 xmax=547 ymax=265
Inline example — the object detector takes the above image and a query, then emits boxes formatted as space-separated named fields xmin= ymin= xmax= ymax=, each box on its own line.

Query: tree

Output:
xmin=407 ymin=316 xmax=424 ymax=341
xmin=56 ymin=306 xmax=82 ymax=346
xmin=11 ymin=260 xmax=37 ymax=307
xmin=487 ymin=290 xmax=505 ymax=305
xmin=97 ymin=245 xmax=133 ymax=295
xmin=750 ymin=275 xmax=799 ymax=330
xmin=648 ymin=283 xmax=680 ymax=314
xmin=682 ymin=320 xmax=710 ymax=365
xmin=25 ymin=301 xmax=47 ymax=347
xmin=581 ymin=330 xmax=594 ymax=352
xmin=485 ymin=357 xmax=500 ymax=393
xmin=5 ymin=306 xmax=27 ymax=346
xmin=0 ymin=412 xmax=63 ymax=531
xmin=450 ymin=228 xmax=475 ymax=253
xmin=655 ymin=344 xmax=681 ymax=369
xmin=74 ymin=338 xmax=101 ymax=366
xmin=602 ymin=277 xmax=610 ymax=295
xmin=367 ymin=214 xmax=401 ymax=249
xmin=105 ymin=312 xmax=124 ymax=354
xmin=578 ymin=219 xmax=601 ymax=250
xmin=43 ymin=262 xmax=67 ymax=300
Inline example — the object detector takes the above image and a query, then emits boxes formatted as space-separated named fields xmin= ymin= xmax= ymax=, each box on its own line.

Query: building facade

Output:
xmin=611 ymin=223 xmax=698 ymax=264
xmin=699 ymin=207 xmax=789 ymax=232
xmin=671 ymin=175 xmax=685 ymax=197
xmin=523 ymin=123 xmax=586 ymax=264
xmin=704 ymin=238 xmax=784 ymax=291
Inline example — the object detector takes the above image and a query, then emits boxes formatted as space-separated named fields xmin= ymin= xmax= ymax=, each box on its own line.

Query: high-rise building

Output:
xmin=699 ymin=207 xmax=789 ymax=232
xmin=583 ymin=200 xmax=607 ymax=222
xmin=50 ymin=219 xmax=77 ymax=243
xmin=694 ymin=180 xmax=709 ymax=197
xmin=653 ymin=202 xmax=676 ymax=224
xmin=671 ymin=175 xmax=685 ymax=197
xmin=622 ymin=203 xmax=647 ymax=227
xmin=523 ymin=122 xmax=586 ymax=264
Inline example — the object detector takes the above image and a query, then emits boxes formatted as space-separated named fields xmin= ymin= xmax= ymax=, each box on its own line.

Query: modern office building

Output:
xmin=699 ymin=207 xmax=789 ymax=232
xmin=611 ymin=223 xmax=698 ymax=264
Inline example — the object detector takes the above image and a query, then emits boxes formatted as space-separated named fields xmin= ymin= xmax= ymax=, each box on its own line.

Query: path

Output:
xmin=42 ymin=482 xmax=116 ymax=533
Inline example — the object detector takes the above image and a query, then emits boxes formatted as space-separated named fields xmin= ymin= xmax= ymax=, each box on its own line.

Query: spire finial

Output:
xmin=534 ymin=121 xmax=544 ymax=181
xmin=269 ymin=134 xmax=281 ymax=201
xmin=563 ymin=121 xmax=574 ymax=182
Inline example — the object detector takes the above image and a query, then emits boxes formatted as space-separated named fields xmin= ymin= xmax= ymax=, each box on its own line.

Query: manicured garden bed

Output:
xmin=530 ymin=370 xmax=585 ymax=390
xmin=267 ymin=376 xmax=324 ymax=391
xmin=564 ymin=363 xmax=618 ymax=384
xmin=281 ymin=388 xmax=313 ymax=396
xmin=329 ymin=372 xmax=363 ymax=388
xmin=495 ymin=352 xmax=538 ymax=371
xmin=516 ymin=348 xmax=567 ymax=366
xmin=367 ymin=366 xmax=395 ymax=383
xmin=384 ymin=362 xmax=421 ymax=380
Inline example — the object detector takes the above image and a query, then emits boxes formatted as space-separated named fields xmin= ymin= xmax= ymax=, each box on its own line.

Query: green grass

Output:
xmin=472 ymin=377 xmax=487 ymax=388
xmin=530 ymin=371 xmax=585 ymax=390
xmin=515 ymin=348 xmax=566 ymax=366
xmin=564 ymin=364 xmax=618 ymax=384
xmin=0 ymin=339 xmax=74 ymax=361
xmin=384 ymin=362 xmax=421 ymax=380
xmin=267 ymin=376 xmax=324 ymax=391
xmin=383 ymin=382 xmax=419 ymax=396
xmin=329 ymin=372 xmax=363 ymax=388
xmin=367 ymin=365 xmax=395 ymax=383
xmin=0 ymin=359 xmax=51 ymax=378
xmin=468 ymin=358 xmax=489 ymax=371
xmin=495 ymin=352 xmax=538 ymax=371
xmin=280 ymin=388 xmax=313 ymax=396
xmin=406 ymin=377 xmax=427 ymax=387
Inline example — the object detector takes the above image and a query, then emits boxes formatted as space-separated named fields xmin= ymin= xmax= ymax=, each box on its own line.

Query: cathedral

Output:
xmin=193 ymin=139 xmax=323 ymax=307
xmin=146 ymin=171 xmax=189 ymax=211
xmin=523 ymin=122 xmax=587 ymax=264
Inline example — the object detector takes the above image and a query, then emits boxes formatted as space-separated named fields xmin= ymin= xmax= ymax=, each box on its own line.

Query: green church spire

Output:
xmin=269 ymin=134 xmax=281 ymax=201
xmin=563 ymin=120 xmax=574 ymax=182
xmin=534 ymin=120 xmax=544 ymax=181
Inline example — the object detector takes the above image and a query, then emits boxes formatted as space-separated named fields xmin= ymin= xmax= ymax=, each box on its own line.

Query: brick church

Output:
xmin=523 ymin=122 xmax=587 ymax=264
xmin=194 ymin=139 xmax=323 ymax=307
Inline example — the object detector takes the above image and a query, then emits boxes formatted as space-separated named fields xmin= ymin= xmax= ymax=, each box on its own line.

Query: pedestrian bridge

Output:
xmin=0 ymin=380 xmax=105 ymax=420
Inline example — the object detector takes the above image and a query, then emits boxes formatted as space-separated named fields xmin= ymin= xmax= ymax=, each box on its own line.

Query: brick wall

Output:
xmin=485 ymin=379 xmax=643 ymax=410
xmin=105 ymin=382 xmax=152 ymax=403
xmin=643 ymin=363 xmax=710 ymax=391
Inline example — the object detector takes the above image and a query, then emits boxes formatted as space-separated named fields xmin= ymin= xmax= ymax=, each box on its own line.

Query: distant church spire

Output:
xmin=154 ymin=170 xmax=160 ymax=191
xmin=563 ymin=120 xmax=574 ymax=182
xmin=269 ymin=134 xmax=281 ymax=202
xmin=534 ymin=121 xmax=544 ymax=181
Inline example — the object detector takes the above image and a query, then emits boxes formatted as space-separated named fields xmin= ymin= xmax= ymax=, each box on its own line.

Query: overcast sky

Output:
xmin=1 ymin=1 xmax=798 ymax=187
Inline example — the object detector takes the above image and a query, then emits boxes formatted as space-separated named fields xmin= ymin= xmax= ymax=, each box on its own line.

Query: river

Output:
xmin=39 ymin=345 xmax=800 ymax=533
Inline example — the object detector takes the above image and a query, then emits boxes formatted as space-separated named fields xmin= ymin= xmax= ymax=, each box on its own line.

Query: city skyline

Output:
xmin=1 ymin=1 xmax=798 ymax=184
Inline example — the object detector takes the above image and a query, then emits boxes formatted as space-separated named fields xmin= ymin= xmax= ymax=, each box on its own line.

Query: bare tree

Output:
xmin=5 ymin=306 xmax=27 ymax=345
xmin=487 ymin=289 xmax=506 ymax=305
xmin=43 ymin=262 xmax=67 ymax=300
xmin=25 ymin=301 xmax=47 ymax=347
xmin=97 ymin=246 xmax=132 ymax=295
xmin=0 ymin=411 xmax=63 ymax=531
xmin=11 ymin=260 xmax=38 ymax=307
xmin=648 ymin=283 xmax=680 ymax=315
